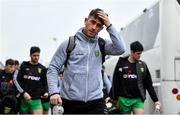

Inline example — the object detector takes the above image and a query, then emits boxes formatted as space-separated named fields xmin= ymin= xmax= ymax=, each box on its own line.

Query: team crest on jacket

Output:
xmin=38 ymin=68 xmax=42 ymax=74
xmin=95 ymin=50 xmax=100 ymax=57
xmin=140 ymin=67 xmax=144 ymax=73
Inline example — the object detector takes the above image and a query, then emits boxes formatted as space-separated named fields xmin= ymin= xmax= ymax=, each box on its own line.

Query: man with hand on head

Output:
xmin=47 ymin=8 xmax=126 ymax=114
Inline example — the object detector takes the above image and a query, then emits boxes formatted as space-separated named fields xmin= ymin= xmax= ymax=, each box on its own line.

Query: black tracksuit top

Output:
xmin=110 ymin=57 xmax=158 ymax=102
xmin=17 ymin=61 xmax=48 ymax=99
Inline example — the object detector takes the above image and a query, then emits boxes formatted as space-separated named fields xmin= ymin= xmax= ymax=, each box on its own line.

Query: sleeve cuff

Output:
xmin=21 ymin=91 xmax=25 ymax=96
xmin=106 ymin=24 xmax=112 ymax=30
xmin=50 ymin=92 xmax=60 ymax=97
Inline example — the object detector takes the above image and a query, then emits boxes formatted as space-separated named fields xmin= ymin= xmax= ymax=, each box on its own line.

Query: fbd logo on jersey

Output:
xmin=95 ymin=50 xmax=100 ymax=57
xmin=38 ymin=68 xmax=42 ymax=74
xmin=25 ymin=68 xmax=30 ymax=71
xmin=123 ymin=74 xmax=137 ymax=79
xmin=119 ymin=68 xmax=122 ymax=72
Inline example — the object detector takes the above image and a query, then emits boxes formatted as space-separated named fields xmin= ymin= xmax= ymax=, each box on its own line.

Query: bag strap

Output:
xmin=64 ymin=36 xmax=76 ymax=67
xmin=98 ymin=37 xmax=106 ymax=64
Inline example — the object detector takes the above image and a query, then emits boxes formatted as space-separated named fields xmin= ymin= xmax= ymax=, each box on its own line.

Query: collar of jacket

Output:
xmin=75 ymin=27 xmax=99 ymax=43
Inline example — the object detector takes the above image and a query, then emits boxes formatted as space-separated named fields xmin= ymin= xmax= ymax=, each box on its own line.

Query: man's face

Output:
xmin=30 ymin=52 xmax=40 ymax=64
xmin=132 ymin=51 xmax=142 ymax=61
xmin=15 ymin=64 xmax=20 ymax=70
xmin=84 ymin=16 xmax=104 ymax=38
xmin=5 ymin=64 xmax=15 ymax=74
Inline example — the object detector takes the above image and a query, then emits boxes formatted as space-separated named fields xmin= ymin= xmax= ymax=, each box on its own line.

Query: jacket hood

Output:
xmin=75 ymin=27 xmax=99 ymax=43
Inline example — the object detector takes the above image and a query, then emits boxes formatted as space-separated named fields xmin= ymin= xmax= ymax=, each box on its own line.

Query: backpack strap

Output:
xmin=98 ymin=37 xmax=106 ymax=64
xmin=64 ymin=36 xmax=76 ymax=67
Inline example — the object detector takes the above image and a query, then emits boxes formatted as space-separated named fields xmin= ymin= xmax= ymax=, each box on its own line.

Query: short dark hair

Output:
xmin=30 ymin=46 xmax=40 ymax=55
xmin=130 ymin=41 xmax=144 ymax=52
xmin=89 ymin=8 xmax=104 ymax=24
xmin=5 ymin=59 xmax=15 ymax=66
xmin=14 ymin=60 xmax=19 ymax=65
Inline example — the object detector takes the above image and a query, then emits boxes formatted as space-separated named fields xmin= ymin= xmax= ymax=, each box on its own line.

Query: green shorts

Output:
xmin=41 ymin=98 xmax=50 ymax=112
xmin=118 ymin=96 xmax=144 ymax=114
xmin=20 ymin=98 xmax=43 ymax=113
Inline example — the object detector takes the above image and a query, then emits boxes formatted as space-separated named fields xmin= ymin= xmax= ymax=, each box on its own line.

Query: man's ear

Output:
xmin=84 ymin=17 xmax=88 ymax=24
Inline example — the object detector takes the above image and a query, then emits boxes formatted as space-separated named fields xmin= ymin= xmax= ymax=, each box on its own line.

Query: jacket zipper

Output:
xmin=85 ymin=40 xmax=90 ymax=102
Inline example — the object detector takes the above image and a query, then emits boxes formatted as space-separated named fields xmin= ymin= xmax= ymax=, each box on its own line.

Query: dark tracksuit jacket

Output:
xmin=0 ymin=69 xmax=18 ymax=113
xmin=16 ymin=61 xmax=48 ymax=99
xmin=0 ymin=69 xmax=17 ymax=98
xmin=110 ymin=56 xmax=158 ymax=102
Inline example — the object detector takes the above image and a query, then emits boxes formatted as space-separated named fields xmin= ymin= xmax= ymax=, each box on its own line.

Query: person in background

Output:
xmin=15 ymin=46 xmax=50 ymax=114
xmin=47 ymin=8 xmax=126 ymax=114
xmin=0 ymin=59 xmax=18 ymax=114
xmin=14 ymin=60 xmax=20 ymax=70
xmin=102 ymin=65 xmax=112 ymax=100
xmin=13 ymin=59 xmax=21 ymax=114
xmin=110 ymin=41 xmax=161 ymax=114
